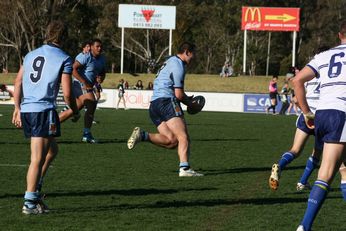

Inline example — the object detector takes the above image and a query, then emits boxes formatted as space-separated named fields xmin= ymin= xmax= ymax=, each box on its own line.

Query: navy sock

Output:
xmin=300 ymin=180 xmax=329 ymax=230
xmin=341 ymin=181 xmax=346 ymax=201
xmin=140 ymin=131 xmax=149 ymax=141
xmin=278 ymin=152 xmax=295 ymax=169
xmin=299 ymin=156 xmax=319 ymax=185
xmin=83 ymin=128 xmax=91 ymax=134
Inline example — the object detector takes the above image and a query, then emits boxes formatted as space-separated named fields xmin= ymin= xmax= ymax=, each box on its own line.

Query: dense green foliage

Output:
xmin=0 ymin=1 xmax=345 ymax=75
xmin=0 ymin=105 xmax=344 ymax=230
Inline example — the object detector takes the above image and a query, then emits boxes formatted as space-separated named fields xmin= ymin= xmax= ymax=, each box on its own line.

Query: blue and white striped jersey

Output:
xmin=307 ymin=44 xmax=346 ymax=111
xmin=21 ymin=44 xmax=73 ymax=112
xmin=151 ymin=56 xmax=186 ymax=101
xmin=304 ymin=77 xmax=320 ymax=113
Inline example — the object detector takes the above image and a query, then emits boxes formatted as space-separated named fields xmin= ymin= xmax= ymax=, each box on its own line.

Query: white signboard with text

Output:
xmin=118 ymin=4 xmax=176 ymax=29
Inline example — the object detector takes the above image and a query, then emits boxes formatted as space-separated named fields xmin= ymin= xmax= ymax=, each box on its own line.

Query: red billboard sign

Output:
xmin=241 ymin=7 xmax=300 ymax=31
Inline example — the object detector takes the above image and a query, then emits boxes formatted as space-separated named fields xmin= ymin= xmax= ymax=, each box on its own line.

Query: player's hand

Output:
xmin=71 ymin=111 xmax=81 ymax=122
xmin=12 ymin=108 xmax=22 ymax=128
xmin=303 ymin=112 xmax=315 ymax=129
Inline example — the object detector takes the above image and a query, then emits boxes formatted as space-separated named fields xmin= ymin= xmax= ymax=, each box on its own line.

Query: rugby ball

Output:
xmin=187 ymin=95 xmax=205 ymax=115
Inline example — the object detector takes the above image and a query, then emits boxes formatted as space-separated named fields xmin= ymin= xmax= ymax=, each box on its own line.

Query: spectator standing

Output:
xmin=116 ymin=79 xmax=127 ymax=110
xmin=279 ymin=82 xmax=290 ymax=115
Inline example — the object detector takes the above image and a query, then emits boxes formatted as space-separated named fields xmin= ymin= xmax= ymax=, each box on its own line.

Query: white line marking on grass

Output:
xmin=0 ymin=164 xmax=27 ymax=167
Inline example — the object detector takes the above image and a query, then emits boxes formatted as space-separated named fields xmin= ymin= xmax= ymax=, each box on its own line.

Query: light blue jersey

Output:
xmin=75 ymin=52 xmax=106 ymax=85
xmin=151 ymin=56 xmax=186 ymax=101
xmin=21 ymin=44 xmax=73 ymax=112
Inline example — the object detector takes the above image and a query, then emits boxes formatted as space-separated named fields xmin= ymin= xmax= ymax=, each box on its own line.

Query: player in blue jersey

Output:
xmin=12 ymin=20 xmax=80 ymax=215
xmin=59 ymin=38 xmax=106 ymax=143
xmin=293 ymin=21 xmax=346 ymax=231
xmin=127 ymin=42 xmax=203 ymax=177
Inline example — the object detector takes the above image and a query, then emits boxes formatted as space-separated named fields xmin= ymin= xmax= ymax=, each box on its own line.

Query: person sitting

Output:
xmin=146 ymin=82 xmax=153 ymax=90
xmin=134 ymin=80 xmax=144 ymax=90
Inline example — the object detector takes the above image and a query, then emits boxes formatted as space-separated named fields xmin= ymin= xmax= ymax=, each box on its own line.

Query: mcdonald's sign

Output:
xmin=241 ymin=7 xmax=300 ymax=31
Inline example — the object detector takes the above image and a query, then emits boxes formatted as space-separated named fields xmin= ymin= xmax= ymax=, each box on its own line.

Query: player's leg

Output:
xmin=340 ymin=162 xmax=346 ymax=201
xmin=79 ymin=92 xmax=97 ymax=143
xmin=269 ymin=127 xmax=309 ymax=190
xmin=164 ymin=117 xmax=202 ymax=176
xmin=297 ymin=148 xmax=322 ymax=191
xmin=23 ymin=137 xmax=50 ymax=214
xmin=298 ymin=143 xmax=344 ymax=231
xmin=37 ymin=139 xmax=58 ymax=192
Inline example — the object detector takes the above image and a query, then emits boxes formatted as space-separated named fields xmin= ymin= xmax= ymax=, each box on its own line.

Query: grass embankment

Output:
xmin=0 ymin=73 xmax=288 ymax=94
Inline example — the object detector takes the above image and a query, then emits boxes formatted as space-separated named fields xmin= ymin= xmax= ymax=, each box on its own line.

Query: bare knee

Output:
xmin=166 ymin=136 xmax=178 ymax=149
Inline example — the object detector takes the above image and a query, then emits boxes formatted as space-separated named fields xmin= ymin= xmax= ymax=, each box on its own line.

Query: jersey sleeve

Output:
xmin=75 ymin=52 xmax=88 ymax=66
xmin=306 ymin=55 xmax=320 ymax=77
xmin=171 ymin=60 xmax=185 ymax=89
xmin=62 ymin=56 xmax=73 ymax=74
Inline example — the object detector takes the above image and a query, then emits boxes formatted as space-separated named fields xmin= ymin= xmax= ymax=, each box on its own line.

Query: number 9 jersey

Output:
xmin=21 ymin=44 xmax=73 ymax=112
xmin=307 ymin=44 xmax=346 ymax=112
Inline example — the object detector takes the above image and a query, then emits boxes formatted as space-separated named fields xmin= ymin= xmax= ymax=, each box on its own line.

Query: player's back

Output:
xmin=21 ymin=44 xmax=72 ymax=112
xmin=152 ymin=56 xmax=185 ymax=101
xmin=308 ymin=44 xmax=346 ymax=111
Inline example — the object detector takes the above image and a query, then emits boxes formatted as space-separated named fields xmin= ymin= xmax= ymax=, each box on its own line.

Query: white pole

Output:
xmin=266 ymin=32 xmax=271 ymax=77
xmin=120 ymin=27 xmax=124 ymax=74
xmin=169 ymin=29 xmax=173 ymax=56
xmin=243 ymin=30 xmax=247 ymax=75
xmin=292 ymin=31 xmax=297 ymax=67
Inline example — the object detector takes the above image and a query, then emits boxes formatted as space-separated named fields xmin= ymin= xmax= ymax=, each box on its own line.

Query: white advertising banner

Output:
xmin=0 ymin=87 xmax=245 ymax=113
xmin=118 ymin=4 xmax=176 ymax=29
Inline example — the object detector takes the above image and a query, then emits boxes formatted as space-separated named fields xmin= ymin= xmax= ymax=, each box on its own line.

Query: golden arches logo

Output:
xmin=244 ymin=7 xmax=261 ymax=22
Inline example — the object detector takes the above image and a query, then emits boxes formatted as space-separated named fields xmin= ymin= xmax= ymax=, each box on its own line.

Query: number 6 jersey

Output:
xmin=21 ymin=44 xmax=73 ymax=112
xmin=307 ymin=44 xmax=346 ymax=112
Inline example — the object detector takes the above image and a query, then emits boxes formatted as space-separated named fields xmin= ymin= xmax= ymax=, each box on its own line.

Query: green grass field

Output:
xmin=0 ymin=105 xmax=344 ymax=230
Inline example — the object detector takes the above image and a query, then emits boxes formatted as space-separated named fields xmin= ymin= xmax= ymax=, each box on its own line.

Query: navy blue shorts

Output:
xmin=21 ymin=109 xmax=61 ymax=138
xmin=296 ymin=113 xmax=315 ymax=135
xmin=315 ymin=109 xmax=346 ymax=150
xmin=149 ymin=98 xmax=183 ymax=127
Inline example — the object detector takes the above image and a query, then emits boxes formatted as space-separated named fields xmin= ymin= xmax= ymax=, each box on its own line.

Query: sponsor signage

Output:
xmin=244 ymin=93 xmax=298 ymax=114
xmin=241 ymin=7 xmax=300 ymax=31
xmin=118 ymin=4 xmax=176 ymax=29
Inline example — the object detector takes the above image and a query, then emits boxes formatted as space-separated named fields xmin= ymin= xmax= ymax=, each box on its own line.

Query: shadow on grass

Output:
xmin=203 ymin=165 xmax=306 ymax=175
xmin=0 ymin=187 xmax=216 ymax=199
xmin=58 ymin=139 xmax=127 ymax=144
xmin=195 ymin=138 xmax=259 ymax=142
xmin=54 ymin=195 xmax=342 ymax=213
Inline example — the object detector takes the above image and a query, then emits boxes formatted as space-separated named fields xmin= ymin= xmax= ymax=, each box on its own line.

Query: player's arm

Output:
xmin=12 ymin=66 xmax=24 ymax=128
xmin=292 ymin=66 xmax=315 ymax=114
xmin=292 ymin=66 xmax=316 ymax=128
xmin=61 ymin=73 xmax=80 ymax=122
xmin=72 ymin=61 xmax=93 ymax=89
xmin=175 ymin=88 xmax=192 ymax=107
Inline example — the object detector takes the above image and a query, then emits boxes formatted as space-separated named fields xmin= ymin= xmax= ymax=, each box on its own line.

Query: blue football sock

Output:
xmin=341 ymin=181 xmax=346 ymax=201
xmin=299 ymin=156 xmax=319 ymax=185
xmin=278 ymin=152 xmax=295 ymax=169
xmin=24 ymin=191 xmax=39 ymax=208
xmin=300 ymin=180 xmax=329 ymax=230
